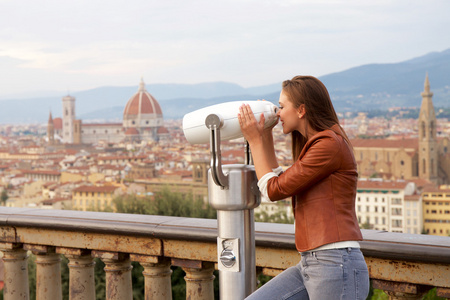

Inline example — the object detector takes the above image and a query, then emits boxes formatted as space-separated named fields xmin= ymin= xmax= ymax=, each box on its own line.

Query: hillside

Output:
xmin=1 ymin=49 xmax=449 ymax=124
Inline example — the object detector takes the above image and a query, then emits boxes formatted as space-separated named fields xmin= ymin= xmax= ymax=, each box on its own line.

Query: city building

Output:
xmin=422 ymin=186 xmax=450 ymax=236
xmin=48 ymin=78 xmax=167 ymax=145
xmin=72 ymin=185 xmax=123 ymax=211
xmin=355 ymin=180 xmax=421 ymax=233
xmin=351 ymin=74 xmax=450 ymax=185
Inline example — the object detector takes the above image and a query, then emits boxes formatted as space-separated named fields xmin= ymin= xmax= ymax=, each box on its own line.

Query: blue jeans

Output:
xmin=246 ymin=248 xmax=369 ymax=300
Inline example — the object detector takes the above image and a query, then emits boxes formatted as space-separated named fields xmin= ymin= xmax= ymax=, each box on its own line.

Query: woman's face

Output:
xmin=277 ymin=90 xmax=303 ymax=135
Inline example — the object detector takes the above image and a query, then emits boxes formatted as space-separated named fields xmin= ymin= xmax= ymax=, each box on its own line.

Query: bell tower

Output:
xmin=418 ymin=73 xmax=439 ymax=184
xmin=47 ymin=111 xmax=55 ymax=145
xmin=62 ymin=95 xmax=76 ymax=143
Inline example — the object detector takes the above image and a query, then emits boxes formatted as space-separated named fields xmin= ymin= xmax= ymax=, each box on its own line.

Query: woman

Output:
xmin=238 ymin=75 xmax=369 ymax=300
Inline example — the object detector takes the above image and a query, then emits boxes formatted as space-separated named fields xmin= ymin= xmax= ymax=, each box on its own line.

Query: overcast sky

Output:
xmin=1 ymin=0 xmax=449 ymax=99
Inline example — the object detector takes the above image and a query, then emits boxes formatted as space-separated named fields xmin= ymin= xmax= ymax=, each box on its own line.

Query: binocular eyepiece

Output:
xmin=182 ymin=100 xmax=279 ymax=144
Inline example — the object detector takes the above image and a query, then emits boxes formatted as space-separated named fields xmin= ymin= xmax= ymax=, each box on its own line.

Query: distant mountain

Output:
xmin=320 ymin=49 xmax=450 ymax=111
xmin=1 ymin=49 xmax=449 ymax=124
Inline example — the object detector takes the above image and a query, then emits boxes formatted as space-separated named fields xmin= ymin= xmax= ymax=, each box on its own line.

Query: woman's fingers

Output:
xmin=239 ymin=104 xmax=254 ymax=124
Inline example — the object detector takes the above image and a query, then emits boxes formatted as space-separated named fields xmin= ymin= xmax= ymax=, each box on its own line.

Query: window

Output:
xmin=392 ymin=198 xmax=402 ymax=205
xmin=392 ymin=208 xmax=402 ymax=216
xmin=423 ymin=159 xmax=426 ymax=174
xmin=392 ymin=219 xmax=402 ymax=228
xmin=421 ymin=122 xmax=425 ymax=139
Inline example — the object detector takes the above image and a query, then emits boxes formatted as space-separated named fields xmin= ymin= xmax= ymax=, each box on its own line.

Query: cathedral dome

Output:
xmin=123 ymin=78 xmax=163 ymax=128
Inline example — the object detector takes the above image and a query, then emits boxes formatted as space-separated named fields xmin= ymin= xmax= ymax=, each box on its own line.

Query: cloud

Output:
xmin=0 ymin=0 xmax=449 ymax=96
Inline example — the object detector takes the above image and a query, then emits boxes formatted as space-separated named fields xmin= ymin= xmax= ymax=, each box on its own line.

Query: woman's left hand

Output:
xmin=238 ymin=104 xmax=265 ymax=144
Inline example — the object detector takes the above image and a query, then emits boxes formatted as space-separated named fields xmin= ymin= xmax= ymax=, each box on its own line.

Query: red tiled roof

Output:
xmin=125 ymin=128 xmax=139 ymax=135
xmin=357 ymin=180 xmax=409 ymax=190
xmin=82 ymin=123 xmax=123 ymax=127
xmin=53 ymin=118 xmax=62 ymax=129
xmin=351 ymin=138 xmax=418 ymax=149
xmin=157 ymin=127 xmax=169 ymax=134
xmin=73 ymin=185 xmax=118 ymax=193
xmin=22 ymin=170 xmax=61 ymax=176
xmin=123 ymin=91 xmax=162 ymax=117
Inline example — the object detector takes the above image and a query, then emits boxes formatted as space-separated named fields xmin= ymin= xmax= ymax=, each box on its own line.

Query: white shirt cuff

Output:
xmin=257 ymin=167 xmax=282 ymax=201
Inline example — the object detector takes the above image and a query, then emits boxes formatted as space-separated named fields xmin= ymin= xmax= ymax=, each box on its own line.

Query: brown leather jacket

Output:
xmin=267 ymin=125 xmax=362 ymax=252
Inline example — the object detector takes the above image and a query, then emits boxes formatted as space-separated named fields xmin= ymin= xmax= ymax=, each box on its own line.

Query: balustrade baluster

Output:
xmin=0 ymin=243 xmax=30 ymax=300
xmin=93 ymin=251 xmax=133 ymax=300
xmin=173 ymin=259 xmax=215 ymax=300
xmin=57 ymin=248 xmax=96 ymax=300
xmin=372 ymin=279 xmax=430 ymax=300
xmin=131 ymin=254 xmax=173 ymax=300
xmin=24 ymin=245 xmax=62 ymax=300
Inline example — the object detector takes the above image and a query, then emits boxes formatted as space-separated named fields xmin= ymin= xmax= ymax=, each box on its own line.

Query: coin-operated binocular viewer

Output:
xmin=183 ymin=101 xmax=278 ymax=300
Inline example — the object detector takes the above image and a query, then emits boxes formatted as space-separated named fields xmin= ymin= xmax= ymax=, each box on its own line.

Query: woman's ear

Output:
xmin=297 ymin=104 xmax=306 ymax=119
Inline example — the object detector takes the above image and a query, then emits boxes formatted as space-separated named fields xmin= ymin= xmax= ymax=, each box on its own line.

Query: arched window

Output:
xmin=431 ymin=159 xmax=434 ymax=175
xmin=421 ymin=122 xmax=426 ymax=139
xmin=423 ymin=159 xmax=426 ymax=174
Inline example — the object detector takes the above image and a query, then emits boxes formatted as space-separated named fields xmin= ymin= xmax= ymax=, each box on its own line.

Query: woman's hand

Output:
xmin=238 ymin=103 xmax=279 ymax=179
xmin=238 ymin=104 xmax=265 ymax=145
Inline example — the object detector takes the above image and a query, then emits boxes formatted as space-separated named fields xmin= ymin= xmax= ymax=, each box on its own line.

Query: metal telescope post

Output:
xmin=205 ymin=114 xmax=260 ymax=300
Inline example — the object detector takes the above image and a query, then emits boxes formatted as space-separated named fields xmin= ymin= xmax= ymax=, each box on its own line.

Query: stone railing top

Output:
xmin=0 ymin=207 xmax=449 ymax=264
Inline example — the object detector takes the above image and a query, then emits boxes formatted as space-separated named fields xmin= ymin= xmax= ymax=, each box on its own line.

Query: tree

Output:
xmin=112 ymin=186 xmax=216 ymax=219
xmin=255 ymin=201 xmax=294 ymax=224
xmin=360 ymin=220 xmax=372 ymax=229
xmin=0 ymin=189 xmax=8 ymax=205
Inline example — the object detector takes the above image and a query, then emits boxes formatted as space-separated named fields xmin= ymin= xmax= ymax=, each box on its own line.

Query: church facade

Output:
xmin=352 ymin=74 xmax=450 ymax=185
xmin=48 ymin=79 xmax=168 ymax=145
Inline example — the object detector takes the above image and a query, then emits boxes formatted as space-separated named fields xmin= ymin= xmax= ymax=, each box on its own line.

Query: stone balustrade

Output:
xmin=0 ymin=207 xmax=449 ymax=299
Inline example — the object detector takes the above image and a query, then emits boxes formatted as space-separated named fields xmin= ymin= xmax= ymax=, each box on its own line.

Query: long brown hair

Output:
xmin=282 ymin=75 xmax=352 ymax=161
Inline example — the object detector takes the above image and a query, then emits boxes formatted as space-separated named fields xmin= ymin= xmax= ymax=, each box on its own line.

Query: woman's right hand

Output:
xmin=238 ymin=104 xmax=265 ymax=145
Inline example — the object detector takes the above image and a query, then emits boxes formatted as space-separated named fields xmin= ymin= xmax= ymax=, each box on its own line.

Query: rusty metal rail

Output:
xmin=0 ymin=207 xmax=449 ymax=299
